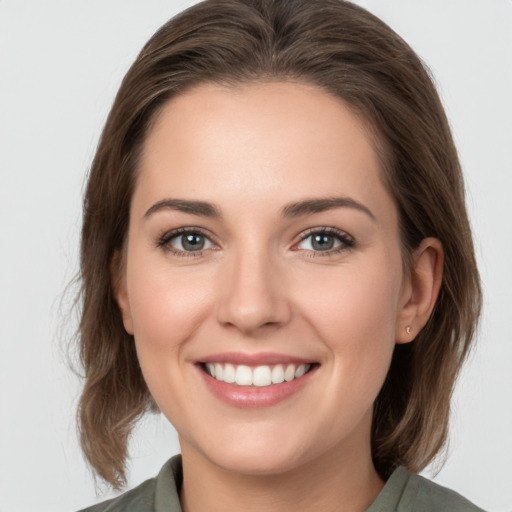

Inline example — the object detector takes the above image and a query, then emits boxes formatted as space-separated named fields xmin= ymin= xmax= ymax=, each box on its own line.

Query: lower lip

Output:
xmin=197 ymin=365 xmax=318 ymax=408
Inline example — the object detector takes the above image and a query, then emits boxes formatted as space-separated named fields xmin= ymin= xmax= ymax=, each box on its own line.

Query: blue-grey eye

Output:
xmin=312 ymin=234 xmax=336 ymax=250
xmin=297 ymin=232 xmax=346 ymax=252
xmin=170 ymin=232 xmax=213 ymax=252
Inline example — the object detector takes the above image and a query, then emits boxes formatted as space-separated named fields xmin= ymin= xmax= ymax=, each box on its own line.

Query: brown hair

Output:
xmin=77 ymin=0 xmax=481 ymax=488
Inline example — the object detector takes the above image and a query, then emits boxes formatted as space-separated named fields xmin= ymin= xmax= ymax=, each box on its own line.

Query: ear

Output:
xmin=111 ymin=250 xmax=134 ymax=335
xmin=395 ymin=237 xmax=443 ymax=343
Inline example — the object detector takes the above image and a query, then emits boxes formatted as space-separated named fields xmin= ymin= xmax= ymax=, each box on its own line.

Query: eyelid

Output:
xmin=293 ymin=226 xmax=355 ymax=255
xmin=156 ymin=225 xmax=354 ymax=257
xmin=157 ymin=226 xmax=219 ymax=255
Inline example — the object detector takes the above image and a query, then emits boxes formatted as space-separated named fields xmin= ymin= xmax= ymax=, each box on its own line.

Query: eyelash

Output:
xmin=294 ymin=227 xmax=355 ymax=257
xmin=156 ymin=227 xmax=216 ymax=258
xmin=156 ymin=227 xmax=355 ymax=257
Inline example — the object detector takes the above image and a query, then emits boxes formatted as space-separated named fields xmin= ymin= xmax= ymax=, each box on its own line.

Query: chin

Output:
xmin=208 ymin=447 xmax=310 ymax=476
xmin=181 ymin=423 xmax=322 ymax=477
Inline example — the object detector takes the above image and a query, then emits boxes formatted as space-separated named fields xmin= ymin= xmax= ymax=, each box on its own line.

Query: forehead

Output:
xmin=143 ymin=81 xmax=378 ymax=165
xmin=135 ymin=81 xmax=394 ymax=222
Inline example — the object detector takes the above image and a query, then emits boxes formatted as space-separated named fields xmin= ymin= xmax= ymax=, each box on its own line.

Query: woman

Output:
xmin=77 ymin=0 xmax=483 ymax=510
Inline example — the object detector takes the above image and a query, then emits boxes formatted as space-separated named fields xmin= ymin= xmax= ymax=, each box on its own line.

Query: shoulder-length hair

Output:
xmin=77 ymin=0 xmax=481 ymax=488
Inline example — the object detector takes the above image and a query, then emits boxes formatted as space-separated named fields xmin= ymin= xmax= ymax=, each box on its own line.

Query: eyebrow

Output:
xmin=281 ymin=197 xmax=376 ymax=221
xmin=144 ymin=198 xmax=222 ymax=219
xmin=143 ymin=196 xmax=375 ymax=221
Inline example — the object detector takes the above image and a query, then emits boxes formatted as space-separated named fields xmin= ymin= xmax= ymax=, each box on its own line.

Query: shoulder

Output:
xmin=408 ymin=472 xmax=485 ymax=512
xmin=77 ymin=478 xmax=156 ymax=512
xmin=395 ymin=467 xmax=485 ymax=512
xmin=77 ymin=455 xmax=183 ymax=512
xmin=367 ymin=466 xmax=485 ymax=512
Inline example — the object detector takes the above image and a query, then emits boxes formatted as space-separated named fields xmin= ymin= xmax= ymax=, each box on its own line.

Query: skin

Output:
xmin=114 ymin=81 xmax=443 ymax=512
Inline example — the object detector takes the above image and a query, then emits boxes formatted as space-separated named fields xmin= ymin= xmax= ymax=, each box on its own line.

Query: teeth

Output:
xmin=253 ymin=366 xmax=272 ymax=387
xmin=271 ymin=364 xmax=285 ymax=384
xmin=295 ymin=364 xmax=308 ymax=378
xmin=206 ymin=363 xmax=215 ymax=378
xmin=214 ymin=363 xmax=223 ymax=381
xmin=235 ymin=365 xmax=253 ymax=386
xmin=223 ymin=363 xmax=236 ymax=383
xmin=284 ymin=364 xmax=295 ymax=382
xmin=205 ymin=363 xmax=311 ymax=387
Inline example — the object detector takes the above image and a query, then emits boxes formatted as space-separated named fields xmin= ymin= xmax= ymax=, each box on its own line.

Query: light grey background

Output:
xmin=0 ymin=1 xmax=511 ymax=511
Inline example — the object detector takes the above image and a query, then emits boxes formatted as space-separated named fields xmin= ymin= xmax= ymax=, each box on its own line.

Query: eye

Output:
xmin=158 ymin=228 xmax=216 ymax=255
xmin=295 ymin=228 xmax=354 ymax=254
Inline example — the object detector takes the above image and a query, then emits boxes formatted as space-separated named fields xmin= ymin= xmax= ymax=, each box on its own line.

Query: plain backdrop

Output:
xmin=0 ymin=1 xmax=511 ymax=511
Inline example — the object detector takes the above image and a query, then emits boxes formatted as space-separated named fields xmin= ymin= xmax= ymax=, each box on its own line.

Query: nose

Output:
xmin=215 ymin=246 xmax=292 ymax=335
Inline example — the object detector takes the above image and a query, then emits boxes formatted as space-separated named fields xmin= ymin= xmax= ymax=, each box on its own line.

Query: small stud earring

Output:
xmin=406 ymin=326 xmax=412 ymax=334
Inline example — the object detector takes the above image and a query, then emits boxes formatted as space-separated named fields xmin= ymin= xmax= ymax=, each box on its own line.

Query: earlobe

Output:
xmin=111 ymin=250 xmax=134 ymax=335
xmin=396 ymin=237 xmax=444 ymax=344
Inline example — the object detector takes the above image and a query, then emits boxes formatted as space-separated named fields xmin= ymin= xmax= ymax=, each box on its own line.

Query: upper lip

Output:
xmin=198 ymin=352 xmax=317 ymax=366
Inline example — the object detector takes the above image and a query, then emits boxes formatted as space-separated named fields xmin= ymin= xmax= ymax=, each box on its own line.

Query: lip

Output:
xmin=199 ymin=351 xmax=314 ymax=366
xmin=196 ymin=353 xmax=319 ymax=408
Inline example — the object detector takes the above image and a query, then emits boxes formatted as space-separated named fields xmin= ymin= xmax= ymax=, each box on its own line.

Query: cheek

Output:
xmin=295 ymin=255 xmax=402 ymax=393
xmin=126 ymin=258 xmax=214 ymax=361
xmin=125 ymin=261 xmax=219 ymax=419
xmin=299 ymin=260 xmax=401 ymax=338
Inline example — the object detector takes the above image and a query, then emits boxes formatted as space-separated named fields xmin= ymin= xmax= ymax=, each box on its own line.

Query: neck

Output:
xmin=179 ymin=431 xmax=384 ymax=512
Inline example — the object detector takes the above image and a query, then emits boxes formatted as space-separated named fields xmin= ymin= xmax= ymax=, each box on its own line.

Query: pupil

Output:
xmin=312 ymin=234 xmax=334 ymax=251
xmin=182 ymin=234 xmax=204 ymax=251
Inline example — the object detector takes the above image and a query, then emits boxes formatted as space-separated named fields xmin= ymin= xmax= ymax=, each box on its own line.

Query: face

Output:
xmin=116 ymin=81 xmax=413 ymax=476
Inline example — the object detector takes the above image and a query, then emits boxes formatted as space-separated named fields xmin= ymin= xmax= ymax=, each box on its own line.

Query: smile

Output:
xmin=203 ymin=362 xmax=312 ymax=387
xmin=197 ymin=353 xmax=319 ymax=408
